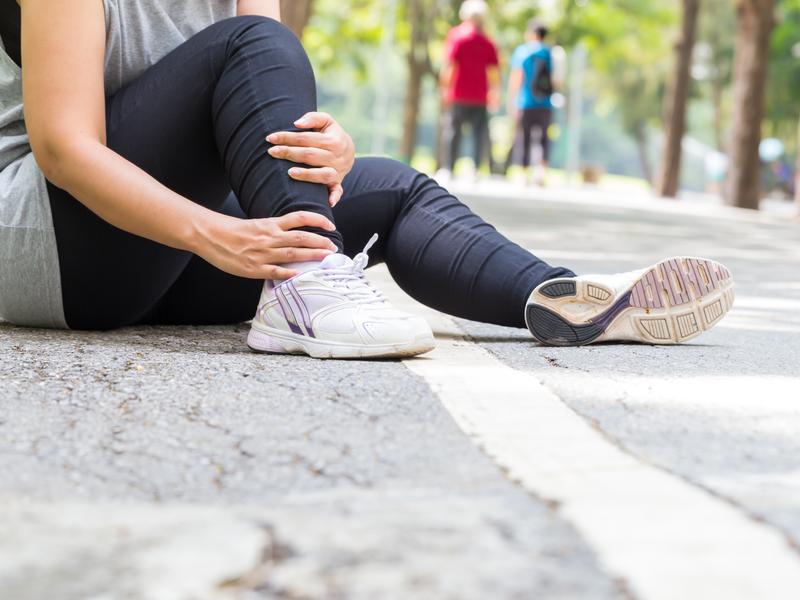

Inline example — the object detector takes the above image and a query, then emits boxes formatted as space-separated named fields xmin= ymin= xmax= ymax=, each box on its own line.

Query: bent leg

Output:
xmin=140 ymin=194 xmax=263 ymax=326
xmin=50 ymin=16 xmax=333 ymax=329
xmin=334 ymin=158 xmax=574 ymax=328
xmin=105 ymin=16 xmax=332 ymax=225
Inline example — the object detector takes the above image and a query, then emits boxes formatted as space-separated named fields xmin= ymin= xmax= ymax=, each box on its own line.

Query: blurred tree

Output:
xmin=655 ymin=0 xmax=699 ymax=198
xmin=556 ymin=0 xmax=676 ymax=183
xmin=401 ymin=0 xmax=438 ymax=162
xmin=698 ymin=0 xmax=735 ymax=151
xmin=281 ymin=0 xmax=315 ymax=37
xmin=303 ymin=1 xmax=383 ymax=77
xmin=765 ymin=0 xmax=800 ymax=208
xmin=792 ymin=98 xmax=800 ymax=215
xmin=726 ymin=0 xmax=776 ymax=209
xmin=302 ymin=1 xmax=393 ymax=153
xmin=766 ymin=0 xmax=800 ymax=142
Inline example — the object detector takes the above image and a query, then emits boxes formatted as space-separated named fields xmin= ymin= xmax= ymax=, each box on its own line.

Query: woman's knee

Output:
xmin=349 ymin=157 xmax=423 ymax=192
xmin=218 ymin=16 xmax=308 ymax=64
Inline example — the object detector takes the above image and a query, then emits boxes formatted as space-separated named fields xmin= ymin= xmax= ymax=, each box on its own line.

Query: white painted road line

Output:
xmin=404 ymin=317 xmax=800 ymax=600
xmin=366 ymin=267 xmax=800 ymax=600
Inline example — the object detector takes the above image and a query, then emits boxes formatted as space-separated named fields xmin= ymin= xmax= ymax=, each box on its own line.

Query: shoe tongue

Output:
xmin=320 ymin=253 xmax=351 ymax=269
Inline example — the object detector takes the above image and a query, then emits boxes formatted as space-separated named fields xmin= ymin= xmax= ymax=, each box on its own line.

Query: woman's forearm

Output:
xmin=46 ymin=139 xmax=214 ymax=254
xmin=237 ymin=0 xmax=281 ymax=20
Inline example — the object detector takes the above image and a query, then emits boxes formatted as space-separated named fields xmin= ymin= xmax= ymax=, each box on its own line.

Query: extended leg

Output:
xmin=335 ymin=159 xmax=735 ymax=347
xmin=334 ymin=158 xmax=574 ymax=328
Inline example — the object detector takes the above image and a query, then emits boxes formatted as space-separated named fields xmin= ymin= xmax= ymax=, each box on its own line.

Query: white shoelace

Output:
xmin=319 ymin=234 xmax=387 ymax=305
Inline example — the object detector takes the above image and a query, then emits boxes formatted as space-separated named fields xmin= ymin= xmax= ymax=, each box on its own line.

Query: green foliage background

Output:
xmin=303 ymin=0 xmax=800 ymax=190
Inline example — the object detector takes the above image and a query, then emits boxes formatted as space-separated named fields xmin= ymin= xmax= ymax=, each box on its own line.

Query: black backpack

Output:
xmin=532 ymin=56 xmax=553 ymax=98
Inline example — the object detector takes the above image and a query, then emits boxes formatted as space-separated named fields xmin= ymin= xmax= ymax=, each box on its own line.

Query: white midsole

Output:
xmin=247 ymin=323 xmax=435 ymax=359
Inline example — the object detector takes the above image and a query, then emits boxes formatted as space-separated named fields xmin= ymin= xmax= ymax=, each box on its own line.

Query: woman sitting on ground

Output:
xmin=0 ymin=0 xmax=734 ymax=358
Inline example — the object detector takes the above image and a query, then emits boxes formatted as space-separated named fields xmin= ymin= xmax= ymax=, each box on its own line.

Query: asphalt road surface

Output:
xmin=1 ymin=183 xmax=798 ymax=599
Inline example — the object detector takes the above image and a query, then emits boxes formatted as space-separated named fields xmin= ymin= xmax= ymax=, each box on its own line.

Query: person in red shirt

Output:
xmin=438 ymin=0 xmax=500 ymax=179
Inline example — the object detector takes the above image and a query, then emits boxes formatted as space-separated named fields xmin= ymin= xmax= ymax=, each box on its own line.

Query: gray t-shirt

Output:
xmin=0 ymin=0 xmax=237 ymax=328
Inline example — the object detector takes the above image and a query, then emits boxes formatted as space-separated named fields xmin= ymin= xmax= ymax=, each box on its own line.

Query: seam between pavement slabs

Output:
xmin=398 ymin=308 xmax=800 ymax=600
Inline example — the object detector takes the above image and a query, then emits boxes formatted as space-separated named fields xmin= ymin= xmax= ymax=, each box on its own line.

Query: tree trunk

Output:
xmin=434 ymin=100 xmax=447 ymax=170
xmin=401 ymin=0 xmax=434 ymax=163
xmin=633 ymin=122 xmax=654 ymax=185
xmin=655 ymin=0 xmax=700 ymax=198
xmin=280 ymin=0 xmax=314 ymax=38
xmin=402 ymin=58 xmax=426 ymax=163
xmin=725 ymin=0 xmax=775 ymax=210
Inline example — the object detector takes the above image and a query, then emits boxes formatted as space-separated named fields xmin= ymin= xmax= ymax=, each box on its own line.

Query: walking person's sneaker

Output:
xmin=525 ymin=257 xmax=735 ymax=346
xmin=248 ymin=235 xmax=436 ymax=359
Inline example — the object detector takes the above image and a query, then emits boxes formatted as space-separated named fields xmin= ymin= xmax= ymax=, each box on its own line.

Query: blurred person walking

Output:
xmin=437 ymin=0 xmax=501 ymax=182
xmin=507 ymin=21 xmax=556 ymax=187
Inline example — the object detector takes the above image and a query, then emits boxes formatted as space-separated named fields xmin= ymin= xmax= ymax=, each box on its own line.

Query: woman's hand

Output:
xmin=194 ymin=210 xmax=339 ymax=280
xmin=266 ymin=112 xmax=356 ymax=208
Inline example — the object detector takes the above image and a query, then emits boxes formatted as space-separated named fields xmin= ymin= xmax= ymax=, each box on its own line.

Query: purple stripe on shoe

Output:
xmin=288 ymin=282 xmax=315 ymax=338
xmin=282 ymin=287 xmax=305 ymax=335
xmin=590 ymin=290 xmax=633 ymax=329
xmin=275 ymin=285 xmax=303 ymax=335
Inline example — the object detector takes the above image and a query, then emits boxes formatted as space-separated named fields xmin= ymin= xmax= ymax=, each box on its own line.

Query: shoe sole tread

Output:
xmin=526 ymin=257 xmax=734 ymax=346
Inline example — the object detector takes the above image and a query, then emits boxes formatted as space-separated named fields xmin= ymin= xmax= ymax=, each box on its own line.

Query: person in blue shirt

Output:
xmin=507 ymin=21 xmax=555 ymax=186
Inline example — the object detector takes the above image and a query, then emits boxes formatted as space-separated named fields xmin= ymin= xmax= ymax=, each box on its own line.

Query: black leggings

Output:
xmin=445 ymin=103 xmax=490 ymax=172
xmin=510 ymin=108 xmax=552 ymax=168
xmin=47 ymin=17 xmax=573 ymax=331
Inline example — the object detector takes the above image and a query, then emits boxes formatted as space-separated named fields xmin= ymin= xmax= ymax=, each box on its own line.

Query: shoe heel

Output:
xmin=247 ymin=328 xmax=287 ymax=353
xmin=526 ymin=304 xmax=605 ymax=347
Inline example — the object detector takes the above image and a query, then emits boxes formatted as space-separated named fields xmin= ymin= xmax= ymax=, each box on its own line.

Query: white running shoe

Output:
xmin=525 ymin=257 xmax=735 ymax=346
xmin=248 ymin=235 xmax=436 ymax=359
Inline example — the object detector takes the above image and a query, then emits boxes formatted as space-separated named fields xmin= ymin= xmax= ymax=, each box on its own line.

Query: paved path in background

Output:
xmin=1 ymin=184 xmax=799 ymax=599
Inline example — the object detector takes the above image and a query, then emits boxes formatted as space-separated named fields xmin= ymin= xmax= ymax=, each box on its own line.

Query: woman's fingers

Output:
xmin=274 ymin=247 xmax=336 ymax=265
xmin=268 ymin=145 xmax=333 ymax=167
xmin=294 ymin=111 xmax=333 ymax=130
xmin=261 ymin=265 xmax=299 ymax=281
xmin=275 ymin=211 xmax=336 ymax=232
xmin=275 ymin=229 xmax=338 ymax=251
xmin=288 ymin=166 xmax=339 ymax=185
xmin=267 ymin=131 xmax=330 ymax=149
xmin=329 ymin=183 xmax=344 ymax=207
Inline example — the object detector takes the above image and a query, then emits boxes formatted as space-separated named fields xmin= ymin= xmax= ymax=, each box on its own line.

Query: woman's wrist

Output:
xmin=183 ymin=204 xmax=223 ymax=256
